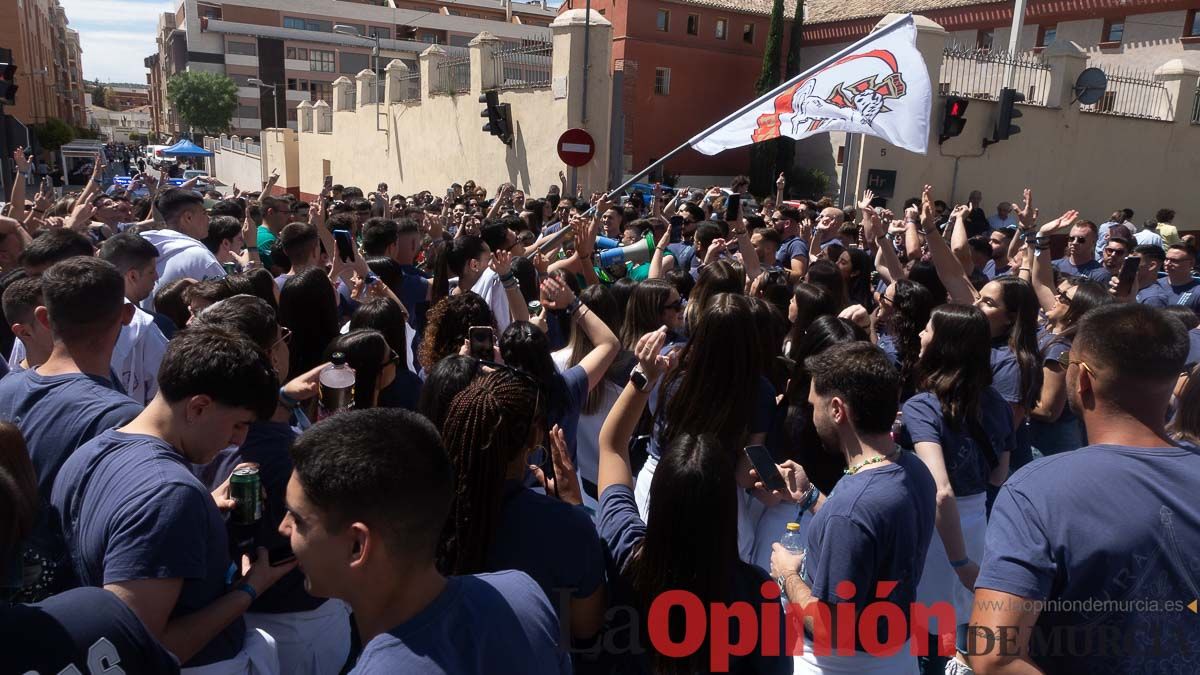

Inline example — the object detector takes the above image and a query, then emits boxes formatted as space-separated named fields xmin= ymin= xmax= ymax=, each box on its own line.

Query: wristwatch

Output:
xmin=630 ymin=365 xmax=652 ymax=392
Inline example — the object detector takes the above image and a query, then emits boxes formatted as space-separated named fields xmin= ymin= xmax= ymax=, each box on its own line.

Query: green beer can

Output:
xmin=230 ymin=467 xmax=262 ymax=526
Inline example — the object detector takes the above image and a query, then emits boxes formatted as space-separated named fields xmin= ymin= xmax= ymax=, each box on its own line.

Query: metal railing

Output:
xmin=1192 ymin=86 xmax=1200 ymax=124
xmin=493 ymin=40 xmax=553 ymax=90
xmin=245 ymin=142 xmax=260 ymax=156
xmin=397 ymin=70 xmax=421 ymax=102
xmin=437 ymin=56 xmax=470 ymax=94
xmin=939 ymin=46 xmax=1052 ymax=107
xmin=1079 ymin=64 xmax=1171 ymax=121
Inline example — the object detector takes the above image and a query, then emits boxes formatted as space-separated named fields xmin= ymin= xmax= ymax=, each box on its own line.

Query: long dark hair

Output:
xmin=500 ymin=321 xmax=568 ymax=420
xmin=431 ymin=235 xmax=487 ymax=303
xmin=325 ymin=330 xmax=390 ymax=410
xmin=438 ymin=369 xmax=544 ymax=575
xmin=417 ymin=355 xmax=481 ymax=431
xmin=786 ymin=282 xmax=838 ymax=357
xmin=1054 ymin=279 xmax=1112 ymax=342
xmin=620 ymin=278 xmax=673 ymax=349
xmin=684 ymin=260 xmax=744 ymax=335
xmin=418 ymin=293 xmax=493 ymax=371
xmin=885 ymin=280 xmax=935 ymax=397
xmin=845 ymin=247 xmax=875 ymax=308
xmin=806 ymin=259 xmax=848 ymax=309
xmin=992 ymin=277 xmax=1043 ymax=409
xmin=279 ymin=267 xmax=340 ymax=376
xmin=0 ymin=422 xmax=36 ymax=564
xmin=629 ymin=433 xmax=739 ymax=675
xmin=662 ymin=293 xmax=761 ymax=453
xmin=917 ymin=304 xmax=993 ymax=426
xmin=1169 ymin=364 xmax=1200 ymax=446
xmin=749 ymin=296 xmax=789 ymax=392
xmin=350 ymin=297 xmax=411 ymax=374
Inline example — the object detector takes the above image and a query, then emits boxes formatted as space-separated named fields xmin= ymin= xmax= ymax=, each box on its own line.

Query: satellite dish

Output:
xmin=1073 ymin=67 xmax=1108 ymax=105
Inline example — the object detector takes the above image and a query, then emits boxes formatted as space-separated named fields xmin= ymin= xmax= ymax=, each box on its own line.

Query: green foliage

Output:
xmin=785 ymin=0 xmax=805 ymax=78
xmin=74 ymin=126 xmax=101 ymax=140
xmin=784 ymin=166 xmax=830 ymax=200
xmin=167 ymin=71 xmax=237 ymax=135
xmin=750 ymin=0 xmax=787 ymax=197
xmin=91 ymin=86 xmax=110 ymax=108
xmin=34 ymin=117 xmax=75 ymax=151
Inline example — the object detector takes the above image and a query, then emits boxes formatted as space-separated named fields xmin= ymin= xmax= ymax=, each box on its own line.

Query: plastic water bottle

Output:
xmin=780 ymin=522 xmax=803 ymax=553
xmin=318 ymin=352 xmax=356 ymax=419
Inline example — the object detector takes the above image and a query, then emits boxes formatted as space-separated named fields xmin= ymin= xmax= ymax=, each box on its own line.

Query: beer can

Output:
xmin=230 ymin=467 xmax=262 ymax=525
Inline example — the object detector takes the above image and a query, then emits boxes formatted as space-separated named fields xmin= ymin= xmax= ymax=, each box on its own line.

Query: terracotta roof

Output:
xmin=667 ymin=0 xmax=996 ymax=24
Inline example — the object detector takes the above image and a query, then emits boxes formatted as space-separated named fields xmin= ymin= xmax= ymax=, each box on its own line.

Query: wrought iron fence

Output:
xmin=492 ymin=40 xmax=553 ymax=90
xmin=1191 ymin=86 xmax=1199 ymax=124
xmin=939 ymin=46 xmax=1052 ymax=106
xmin=397 ymin=70 xmax=421 ymax=102
xmin=245 ymin=142 xmax=260 ymax=156
xmin=437 ymin=56 xmax=470 ymax=94
xmin=1079 ymin=64 xmax=1171 ymax=121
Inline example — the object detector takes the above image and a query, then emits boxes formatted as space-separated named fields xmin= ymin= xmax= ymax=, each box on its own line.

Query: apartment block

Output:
xmin=0 ymin=0 xmax=87 ymax=129
xmin=145 ymin=0 xmax=557 ymax=138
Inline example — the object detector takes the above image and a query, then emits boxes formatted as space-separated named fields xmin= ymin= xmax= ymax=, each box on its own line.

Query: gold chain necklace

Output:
xmin=844 ymin=451 xmax=896 ymax=475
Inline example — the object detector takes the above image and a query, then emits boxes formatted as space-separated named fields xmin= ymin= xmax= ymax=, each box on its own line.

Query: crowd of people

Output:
xmin=0 ymin=149 xmax=1198 ymax=675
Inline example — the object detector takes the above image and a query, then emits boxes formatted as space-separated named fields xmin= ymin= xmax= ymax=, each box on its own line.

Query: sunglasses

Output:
xmin=273 ymin=327 xmax=292 ymax=348
xmin=1067 ymin=236 xmax=1089 ymax=244
xmin=384 ymin=349 xmax=402 ymax=367
xmin=1103 ymin=247 xmax=1126 ymax=255
xmin=1056 ymin=291 xmax=1074 ymax=306
xmin=662 ymin=298 xmax=684 ymax=312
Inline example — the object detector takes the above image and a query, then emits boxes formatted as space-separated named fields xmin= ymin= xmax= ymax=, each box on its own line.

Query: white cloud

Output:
xmin=59 ymin=0 xmax=175 ymax=82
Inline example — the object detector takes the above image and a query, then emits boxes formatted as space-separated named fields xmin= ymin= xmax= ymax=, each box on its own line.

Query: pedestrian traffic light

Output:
xmin=938 ymin=96 xmax=968 ymax=144
xmin=993 ymin=87 xmax=1023 ymax=142
xmin=0 ymin=48 xmax=17 ymax=106
xmin=479 ymin=90 xmax=513 ymax=146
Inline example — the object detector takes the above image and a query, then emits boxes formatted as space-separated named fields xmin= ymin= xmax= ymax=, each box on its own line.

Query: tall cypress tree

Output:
xmin=777 ymin=0 xmax=804 ymax=197
xmin=750 ymin=0 xmax=786 ymax=197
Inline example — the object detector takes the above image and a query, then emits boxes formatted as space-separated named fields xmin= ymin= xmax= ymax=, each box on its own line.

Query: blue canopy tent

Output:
xmin=159 ymin=139 xmax=214 ymax=157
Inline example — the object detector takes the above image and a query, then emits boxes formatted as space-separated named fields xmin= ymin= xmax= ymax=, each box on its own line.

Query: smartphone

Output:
xmin=724 ymin=192 xmax=741 ymax=222
xmin=323 ymin=175 xmax=333 ymax=190
xmin=669 ymin=215 xmax=684 ymax=243
xmin=1115 ymin=254 xmax=1140 ymax=298
xmin=268 ymin=543 xmax=296 ymax=567
xmin=468 ymin=325 xmax=495 ymax=360
xmin=744 ymin=444 xmax=787 ymax=492
xmin=332 ymin=229 xmax=354 ymax=263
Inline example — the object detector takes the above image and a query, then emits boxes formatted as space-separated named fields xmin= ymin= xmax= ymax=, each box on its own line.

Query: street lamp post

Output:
xmin=333 ymin=24 xmax=387 ymax=135
xmin=247 ymin=77 xmax=282 ymax=129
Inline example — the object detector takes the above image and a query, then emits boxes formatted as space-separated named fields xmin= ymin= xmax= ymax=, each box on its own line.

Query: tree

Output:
xmin=34 ymin=117 xmax=75 ymax=151
xmin=91 ymin=85 xmax=110 ymax=108
xmin=750 ymin=0 xmax=786 ymax=197
xmin=777 ymin=0 xmax=805 ymax=191
xmin=167 ymin=71 xmax=237 ymax=136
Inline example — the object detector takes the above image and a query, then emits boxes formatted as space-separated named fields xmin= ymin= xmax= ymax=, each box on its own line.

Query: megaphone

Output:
xmin=594 ymin=236 xmax=622 ymax=250
xmin=598 ymin=233 xmax=656 ymax=267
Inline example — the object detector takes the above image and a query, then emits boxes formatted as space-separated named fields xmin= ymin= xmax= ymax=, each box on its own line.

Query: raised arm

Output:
xmin=948 ymin=205 xmax=975 ymax=277
xmin=774 ymin=172 xmax=786 ymax=208
xmin=598 ymin=328 xmax=675 ymax=495
xmin=920 ymin=186 xmax=978 ymax=304
xmin=873 ymin=229 xmax=906 ymax=285
xmin=9 ymin=149 xmax=29 ymax=222
xmin=541 ymin=276 xmax=619 ymax=391
xmin=1031 ymin=210 xmax=1079 ymax=313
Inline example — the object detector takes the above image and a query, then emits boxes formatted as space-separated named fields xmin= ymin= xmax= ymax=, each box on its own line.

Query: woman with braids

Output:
xmin=595 ymin=327 xmax=790 ymax=675
xmin=897 ymin=304 xmax=1014 ymax=671
xmin=872 ymin=279 xmax=935 ymax=400
xmin=500 ymin=276 xmax=620 ymax=466
xmin=437 ymin=369 xmax=607 ymax=642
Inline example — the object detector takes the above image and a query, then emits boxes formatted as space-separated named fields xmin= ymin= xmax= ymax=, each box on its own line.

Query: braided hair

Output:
xmin=437 ymin=369 xmax=544 ymax=575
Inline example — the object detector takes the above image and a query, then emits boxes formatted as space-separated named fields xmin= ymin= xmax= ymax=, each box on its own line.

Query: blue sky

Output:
xmin=61 ymin=0 xmax=176 ymax=84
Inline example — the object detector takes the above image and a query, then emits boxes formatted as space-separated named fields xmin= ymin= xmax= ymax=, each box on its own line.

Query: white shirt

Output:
xmin=987 ymin=213 xmax=1019 ymax=231
xmin=140 ymin=228 xmax=226 ymax=312
xmin=470 ymin=267 xmax=512 ymax=334
xmin=1135 ymin=229 xmax=1164 ymax=249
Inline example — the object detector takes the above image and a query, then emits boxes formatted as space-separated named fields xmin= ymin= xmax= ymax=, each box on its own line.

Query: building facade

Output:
xmin=0 ymin=0 xmax=87 ymax=129
xmin=87 ymin=103 xmax=154 ymax=143
xmin=145 ymin=0 xmax=558 ymax=139
xmin=562 ymin=0 xmax=1200 ymax=186
xmin=105 ymin=86 xmax=152 ymax=111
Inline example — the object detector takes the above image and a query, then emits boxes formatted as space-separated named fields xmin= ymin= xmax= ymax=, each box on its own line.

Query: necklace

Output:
xmin=844 ymin=450 xmax=897 ymax=475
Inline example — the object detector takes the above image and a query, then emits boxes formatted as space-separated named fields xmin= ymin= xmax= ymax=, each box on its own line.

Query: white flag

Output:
xmin=689 ymin=15 xmax=931 ymax=156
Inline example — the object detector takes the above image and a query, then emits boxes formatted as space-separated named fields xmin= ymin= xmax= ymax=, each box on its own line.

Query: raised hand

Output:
xmin=490 ymin=249 xmax=513 ymax=276
xmin=529 ymin=425 xmax=582 ymax=505
xmin=1016 ymin=188 xmax=1036 ymax=230
xmin=1038 ymin=209 xmax=1079 ymax=236
xmin=858 ymin=188 xmax=876 ymax=210
xmin=539 ymin=276 xmax=576 ymax=310
xmin=634 ymin=326 xmax=679 ymax=384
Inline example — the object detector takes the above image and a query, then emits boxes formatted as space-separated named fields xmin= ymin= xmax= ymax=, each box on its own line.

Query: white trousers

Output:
xmin=181 ymin=626 xmax=279 ymax=675
xmin=244 ymin=599 xmax=353 ymax=675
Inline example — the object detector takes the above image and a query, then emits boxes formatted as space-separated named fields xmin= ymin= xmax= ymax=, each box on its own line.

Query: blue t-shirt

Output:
xmin=988 ymin=341 xmax=1026 ymax=407
xmin=1051 ymin=257 xmax=1111 ymax=285
xmin=1136 ymin=279 xmax=1172 ymax=307
xmin=1187 ymin=327 xmax=1200 ymax=368
xmin=51 ymin=429 xmax=244 ymax=667
xmin=1158 ymin=277 xmax=1200 ymax=311
xmin=801 ymin=451 xmax=936 ymax=652
xmin=876 ymin=331 xmax=899 ymax=367
xmin=550 ymin=364 xmax=589 ymax=464
xmin=597 ymin=483 xmax=790 ymax=674
xmin=898 ymin=388 xmax=1013 ymax=497
xmin=977 ymin=443 xmax=1200 ymax=674
xmin=194 ymin=421 xmax=325 ymax=615
xmin=378 ymin=368 xmax=423 ymax=410
xmin=488 ymin=481 xmax=604 ymax=606
xmin=0 ymin=586 xmax=181 ymax=674
xmin=1036 ymin=330 xmax=1080 ymax=427
xmin=349 ymin=572 xmax=570 ymax=674
xmin=776 ymin=235 xmax=810 ymax=268
xmin=647 ymin=373 xmax=775 ymax=459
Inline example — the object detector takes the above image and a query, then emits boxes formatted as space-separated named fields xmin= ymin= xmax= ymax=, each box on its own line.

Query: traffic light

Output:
xmin=993 ymin=87 xmax=1023 ymax=142
xmin=479 ymin=90 xmax=513 ymax=146
xmin=0 ymin=48 xmax=16 ymax=106
xmin=938 ymin=96 xmax=968 ymax=144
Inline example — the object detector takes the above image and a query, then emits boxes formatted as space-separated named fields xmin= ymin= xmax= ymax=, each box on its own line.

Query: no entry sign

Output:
xmin=557 ymin=128 xmax=595 ymax=167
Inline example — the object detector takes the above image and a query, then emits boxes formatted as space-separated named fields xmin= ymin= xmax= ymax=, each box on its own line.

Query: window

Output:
xmin=283 ymin=16 xmax=331 ymax=32
xmin=656 ymin=10 xmax=669 ymax=32
xmin=1097 ymin=90 xmax=1116 ymax=113
xmin=1037 ymin=24 xmax=1056 ymax=48
xmin=286 ymin=78 xmax=300 ymax=90
xmin=715 ymin=18 xmax=727 ymax=39
xmin=420 ymin=34 xmax=437 ymax=44
xmin=1187 ymin=10 xmax=1200 ymax=38
xmin=687 ymin=14 xmax=699 ymax=36
xmin=286 ymin=47 xmax=309 ymax=60
xmin=229 ymin=73 xmax=255 ymax=87
xmin=227 ymin=41 xmax=257 ymax=56
xmin=654 ymin=67 xmax=670 ymax=95
xmin=340 ymin=52 xmax=370 ymax=74
xmin=367 ymin=26 xmax=390 ymax=39
xmin=310 ymin=81 xmax=333 ymax=102
xmin=976 ymin=29 xmax=993 ymax=50
xmin=1102 ymin=19 xmax=1124 ymax=44
xmin=286 ymin=107 xmax=298 ymax=121
xmin=743 ymin=23 xmax=754 ymax=44
xmin=310 ymin=49 xmax=335 ymax=72
xmin=236 ymin=104 xmax=259 ymax=119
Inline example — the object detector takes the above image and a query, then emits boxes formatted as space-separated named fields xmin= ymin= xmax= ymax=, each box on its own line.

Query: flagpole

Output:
xmin=605 ymin=15 xmax=914 ymax=201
